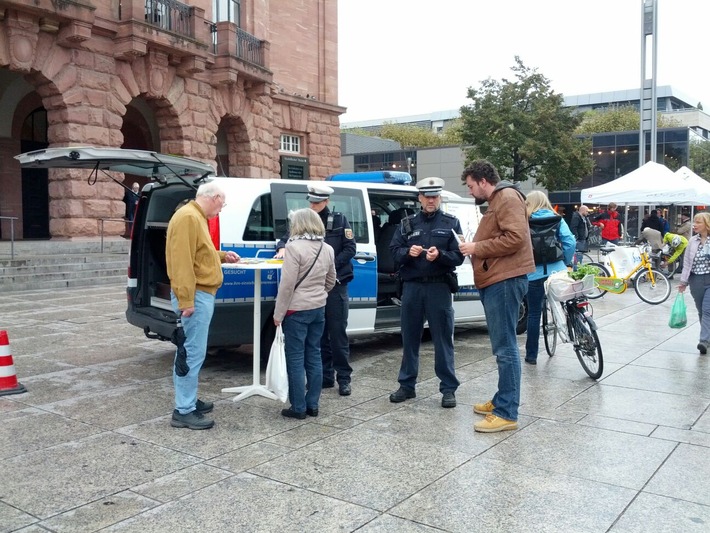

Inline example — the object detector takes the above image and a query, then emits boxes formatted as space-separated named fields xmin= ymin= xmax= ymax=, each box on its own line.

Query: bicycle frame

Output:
xmin=594 ymin=246 xmax=658 ymax=293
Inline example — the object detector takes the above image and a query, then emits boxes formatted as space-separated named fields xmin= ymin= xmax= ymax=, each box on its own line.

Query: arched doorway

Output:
xmin=20 ymin=107 xmax=49 ymax=239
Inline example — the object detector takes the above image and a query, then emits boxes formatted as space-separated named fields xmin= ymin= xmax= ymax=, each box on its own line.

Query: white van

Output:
xmin=16 ymin=147 xmax=527 ymax=359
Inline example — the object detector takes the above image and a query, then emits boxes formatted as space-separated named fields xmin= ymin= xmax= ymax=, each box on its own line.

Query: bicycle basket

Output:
xmin=547 ymin=274 xmax=596 ymax=302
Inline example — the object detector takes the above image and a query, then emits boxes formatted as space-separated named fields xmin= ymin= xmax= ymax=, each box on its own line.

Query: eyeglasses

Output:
xmin=214 ymin=195 xmax=227 ymax=208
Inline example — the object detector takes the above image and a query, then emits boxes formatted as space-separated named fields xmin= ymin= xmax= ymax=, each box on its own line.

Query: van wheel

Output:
xmin=260 ymin=318 xmax=277 ymax=369
xmin=516 ymin=296 xmax=528 ymax=335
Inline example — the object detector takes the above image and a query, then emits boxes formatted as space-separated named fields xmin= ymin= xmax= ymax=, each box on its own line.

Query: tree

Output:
xmin=459 ymin=57 xmax=593 ymax=191
xmin=576 ymin=105 xmax=681 ymax=134
xmin=341 ymin=121 xmax=463 ymax=148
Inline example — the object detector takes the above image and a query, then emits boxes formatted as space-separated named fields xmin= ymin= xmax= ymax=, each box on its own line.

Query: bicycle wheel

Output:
xmin=585 ymin=262 xmax=610 ymax=299
xmin=543 ymin=298 xmax=557 ymax=356
xmin=659 ymin=259 xmax=678 ymax=279
xmin=634 ymin=268 xmax=671 ymax=305
xmin=569 ymin=306 xmax=603 ymax=379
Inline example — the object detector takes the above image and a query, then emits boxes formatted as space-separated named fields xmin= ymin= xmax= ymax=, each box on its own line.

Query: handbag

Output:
xmin=668 ymin=292 xmax=687 ymax=329
xmin=265 ymin=325 xmax=289 ymax=402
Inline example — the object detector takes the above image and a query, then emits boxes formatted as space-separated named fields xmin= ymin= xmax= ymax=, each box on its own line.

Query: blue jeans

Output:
xmin=171 ymin=290 xmax=215 ymax=415
xmin=525 ymin=278 xmax=546 ymax=362
xmin=321 ymin=283 xmax=352 ymax=385
xmin=688 ymin=273 xmax=710 ymax=343
xmin=283 ymin=307 xmax=326 ymax=413
xmin=398 ymin=281 xmax=459 ymax=393
xmin=479 ymin=276 xmax=528 ymax=421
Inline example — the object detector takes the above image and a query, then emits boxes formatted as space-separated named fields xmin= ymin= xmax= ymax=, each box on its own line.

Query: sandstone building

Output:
xmin=0 ymin=0 xmax=343 ymax=240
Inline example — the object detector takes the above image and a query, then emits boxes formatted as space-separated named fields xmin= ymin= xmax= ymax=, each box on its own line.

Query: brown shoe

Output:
xmin=473 ymin=400 xmax=494 ymax=415
xmin=474 ymin=414 xmax=518 ymax=433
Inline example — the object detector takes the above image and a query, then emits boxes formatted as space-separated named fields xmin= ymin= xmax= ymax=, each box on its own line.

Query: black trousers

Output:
xmin=321 ymin=283 xmax=352 ymax=384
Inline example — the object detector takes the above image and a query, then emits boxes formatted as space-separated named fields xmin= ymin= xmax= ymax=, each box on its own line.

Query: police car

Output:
xmin=16 ymin=147 xmax=527 ymax=359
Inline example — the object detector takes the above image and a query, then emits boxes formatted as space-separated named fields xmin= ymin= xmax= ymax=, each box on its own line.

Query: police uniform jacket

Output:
xmin=389 ymin=209 xmax=464 ymax=281
xmin=277 ymin=207 xmax=356 ymax=284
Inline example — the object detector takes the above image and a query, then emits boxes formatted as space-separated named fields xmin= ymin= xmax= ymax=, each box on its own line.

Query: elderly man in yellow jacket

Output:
xmin=166 ymin=182 xmax=240 ymax=430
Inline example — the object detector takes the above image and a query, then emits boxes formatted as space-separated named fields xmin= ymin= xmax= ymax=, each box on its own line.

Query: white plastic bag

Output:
xmin=265 ymin=325 xmax=288 ymax=403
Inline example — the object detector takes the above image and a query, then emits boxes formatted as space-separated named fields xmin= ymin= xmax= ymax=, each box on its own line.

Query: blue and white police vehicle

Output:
xmin=16 ymin=147 xmax=527 ymax=360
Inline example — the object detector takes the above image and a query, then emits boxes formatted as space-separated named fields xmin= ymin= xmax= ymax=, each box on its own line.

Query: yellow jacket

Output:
xmin=166 ymin=200 xmax=227 ymax=309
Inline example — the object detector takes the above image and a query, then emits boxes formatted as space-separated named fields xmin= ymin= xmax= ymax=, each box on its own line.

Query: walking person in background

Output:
xmin=570 ymin=205 xmax=592 ymax=267
xmin=524 ymin=191 xmax=576 ymax=365
xmin=641 ymin=209 xmax=664 ymax=235
xmin=123 ymin=182 xmax=140 ymax=235
xmin=275 ymin=185 xmax=356 ymax=396
xmin=388 ymin=177 xmax=464 ymax=409
xmin=675 ymin=212 xmax=692 ymax=273
xmin=166 ymin=183 xmax=240 ymax=430
xmin=274 ymin=208 xmax=336 ymax=419
xmin=459 ymin=161 xmax=534 ymax=432
xmin=592 ymin=202 xmax=622 ymax=244
xmin=678 ymin=212 xmax=710 ymax=355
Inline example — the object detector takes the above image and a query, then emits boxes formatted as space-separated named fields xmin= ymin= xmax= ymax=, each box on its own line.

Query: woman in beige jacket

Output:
xmin=274 ymin=208 xmax=336 ymax=419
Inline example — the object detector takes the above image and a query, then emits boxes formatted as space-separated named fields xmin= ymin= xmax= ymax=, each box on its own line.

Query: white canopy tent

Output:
xmin=580 ymin=161 xmax=710 ymax=240
xmin=579 ymin=161 xmax=710 ymax=205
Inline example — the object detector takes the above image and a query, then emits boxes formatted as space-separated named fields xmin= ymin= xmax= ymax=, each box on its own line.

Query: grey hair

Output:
xmin=196 ymin=181 xmax=225 ymax=200
xmin=288 ymin=208 xmax=325 ymax=237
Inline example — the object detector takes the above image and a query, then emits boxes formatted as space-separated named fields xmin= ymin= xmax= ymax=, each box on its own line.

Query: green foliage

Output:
xmin=569 ymin=263 xmax=601 ymax=281
xmin=576 ymin=105 xmax=682 ymax=134
xmin=459 ymin=57 xmax=593 ymax=191
xmin=342 ymin=122 xmax=464 ymax=148
xmin=689 ymin=137 xmax=710 ymax=179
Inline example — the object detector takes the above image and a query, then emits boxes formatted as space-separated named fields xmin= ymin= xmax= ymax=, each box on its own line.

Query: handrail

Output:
xmin=0 ymin=216 xmax=19 ymax=260
xmin=99 ymin=218 xmax=128 ymax=253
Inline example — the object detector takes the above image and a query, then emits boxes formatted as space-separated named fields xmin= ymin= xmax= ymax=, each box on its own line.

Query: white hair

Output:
xmin=196 ymin=181 xmax=224 ymax=199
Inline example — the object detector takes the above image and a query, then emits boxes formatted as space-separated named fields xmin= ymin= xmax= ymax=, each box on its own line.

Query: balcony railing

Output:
xmin=144 ymin=0 xmax=192 ymax=37
xmin=236 ymin=27 xmax=264 ymax=67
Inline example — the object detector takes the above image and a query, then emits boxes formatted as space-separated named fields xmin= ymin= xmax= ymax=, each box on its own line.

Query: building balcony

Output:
xmin=209 ymin=21 xmax=271 ymax=86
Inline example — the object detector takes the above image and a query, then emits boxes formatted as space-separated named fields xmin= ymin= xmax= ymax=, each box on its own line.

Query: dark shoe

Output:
xmin=698 ymin=342 xmax=708 ymax=355
xmin=322 ymin=380 xmax=335 ymax=389
xmin=306 ymin=407 xmax=319 ymax=417
xmin=281 ymin=408 xmax=306 ymax=420
xmin=525 ymin=358 xmax=537 ymax=365
xmin=441 ymin=392 xmax=456 ymax=408
xmin=171 ymin=410 xmax=214 ymax=430
xmin=196 ymin=398 xmax=214 ymax=414
xmin=339 ymin=383 xmax=352 ymax=396
xmin=389 ymin=387 xmax=416 ymax=403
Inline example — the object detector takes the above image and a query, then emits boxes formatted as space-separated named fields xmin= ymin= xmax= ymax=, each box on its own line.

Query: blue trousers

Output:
xmin=479 ymin=276 xmax=528 ymax=421
xmin=171 ymin=290 xmax=215 ymax=415
xmin=321 ymin=283 xmax=353 ymax=385
xmin=688 ymin=273 xmax=710 ymax=343
xmin=283 ymin=307 xmax=325 ymax=413
xmin=525 ymin=278 xmax=546 ymax=362
xmin=397 ymin=281 xmax=459 ymax=393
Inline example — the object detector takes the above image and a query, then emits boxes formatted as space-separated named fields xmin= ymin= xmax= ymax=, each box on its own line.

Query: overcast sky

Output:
xmin=338 ymin=0 xmax=709 ymax=125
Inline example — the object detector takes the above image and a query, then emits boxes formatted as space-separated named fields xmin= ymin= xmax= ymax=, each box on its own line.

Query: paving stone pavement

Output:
xmin=0 ymin=280 xmax=708 ymax=532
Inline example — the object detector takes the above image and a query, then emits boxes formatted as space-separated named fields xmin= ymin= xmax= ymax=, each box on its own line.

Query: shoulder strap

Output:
xmin=294 ymin=241 xmax=324 ymax=290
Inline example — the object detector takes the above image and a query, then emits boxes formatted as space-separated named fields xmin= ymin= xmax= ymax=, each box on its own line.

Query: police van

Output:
xmin=16 ymin=147 xmax=527 ymax=358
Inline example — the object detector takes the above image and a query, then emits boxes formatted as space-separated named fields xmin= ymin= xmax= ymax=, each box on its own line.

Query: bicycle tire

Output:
xmin=543 ymin=298 xmax=557 ymax=356
xmin=634 ymin=268 xmax=671 ymax=305
xmin=569 ymin=306 xmax=603 ymax=379
xmin=659 ymin=259 xmax=678 ymax=279
xmin=585 ymin=262 xmax=610 ymax=299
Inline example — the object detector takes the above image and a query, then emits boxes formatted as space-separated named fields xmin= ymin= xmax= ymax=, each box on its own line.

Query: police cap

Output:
xmin=306 ymin=184 xmax=334 ymax=203
xmin=416 ymin=177 xmax=445 ymax=197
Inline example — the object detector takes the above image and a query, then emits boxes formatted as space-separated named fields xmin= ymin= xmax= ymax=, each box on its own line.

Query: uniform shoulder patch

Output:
xmin=345 ymin=228 xmax=354 ymax=240
xmin=441 ymin=212 xmax=458 ymax=220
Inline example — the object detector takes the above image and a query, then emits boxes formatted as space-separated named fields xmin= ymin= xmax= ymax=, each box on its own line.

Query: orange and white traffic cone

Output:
xmin=0 ymin=330 xmax=27 ymax=396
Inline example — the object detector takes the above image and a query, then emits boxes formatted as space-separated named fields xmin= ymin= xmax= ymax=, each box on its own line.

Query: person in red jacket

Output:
xmin=592 ymin=202 xmax=622 ymax=244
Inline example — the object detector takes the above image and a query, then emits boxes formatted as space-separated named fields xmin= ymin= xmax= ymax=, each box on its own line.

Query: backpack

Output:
xmin=529 ymin=215 xmax=563 ymax=273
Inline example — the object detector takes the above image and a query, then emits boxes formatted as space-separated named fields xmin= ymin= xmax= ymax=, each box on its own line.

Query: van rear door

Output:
xmin=269 ymin=181 xmax=378 ymax=334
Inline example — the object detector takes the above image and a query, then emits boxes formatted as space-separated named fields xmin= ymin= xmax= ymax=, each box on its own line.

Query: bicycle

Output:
xmin=586 ymin=243 xmax=671 ymax=305
xmin=543 ymin=273 xmax=603 ymax=379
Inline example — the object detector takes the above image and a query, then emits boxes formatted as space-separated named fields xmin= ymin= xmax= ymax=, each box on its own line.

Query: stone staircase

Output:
xmin=0 ymin=239 xmax=129 ymax=292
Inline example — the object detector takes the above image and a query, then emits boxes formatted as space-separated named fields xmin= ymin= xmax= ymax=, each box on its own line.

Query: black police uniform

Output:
xmin=277 ymin=206 xmax=356 ymax=388
xmin=389 ymin=208 xmax=464 ymax=394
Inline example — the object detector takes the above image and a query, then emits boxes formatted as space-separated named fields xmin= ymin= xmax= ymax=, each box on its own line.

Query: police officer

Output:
xmin=276 ymin=184 xmax=357 ymax=395
xmin=388 ymin=177 xmax=464 ymax=408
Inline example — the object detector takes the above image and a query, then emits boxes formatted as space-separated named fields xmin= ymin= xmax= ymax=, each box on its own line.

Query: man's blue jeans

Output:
xmin=479 ymin=276 xmax=528 ymax=421
xmin=525 ymin=278 xmax=546 ymax=363
xmin=283 ymin=307 xmax=326 ymax=414
xmin=171 ymin=290 xmax=215 ymax=415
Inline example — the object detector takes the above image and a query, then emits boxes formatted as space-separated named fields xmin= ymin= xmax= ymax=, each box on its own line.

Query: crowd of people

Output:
xmin=163 ymin=169 xmax=706 ymax=433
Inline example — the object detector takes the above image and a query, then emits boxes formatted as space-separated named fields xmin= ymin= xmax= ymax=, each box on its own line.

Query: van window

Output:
xmin=243 ymin=193 xmax=274 ymax=241
xmin=282 ymin=189 xmax=369 ymax=243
